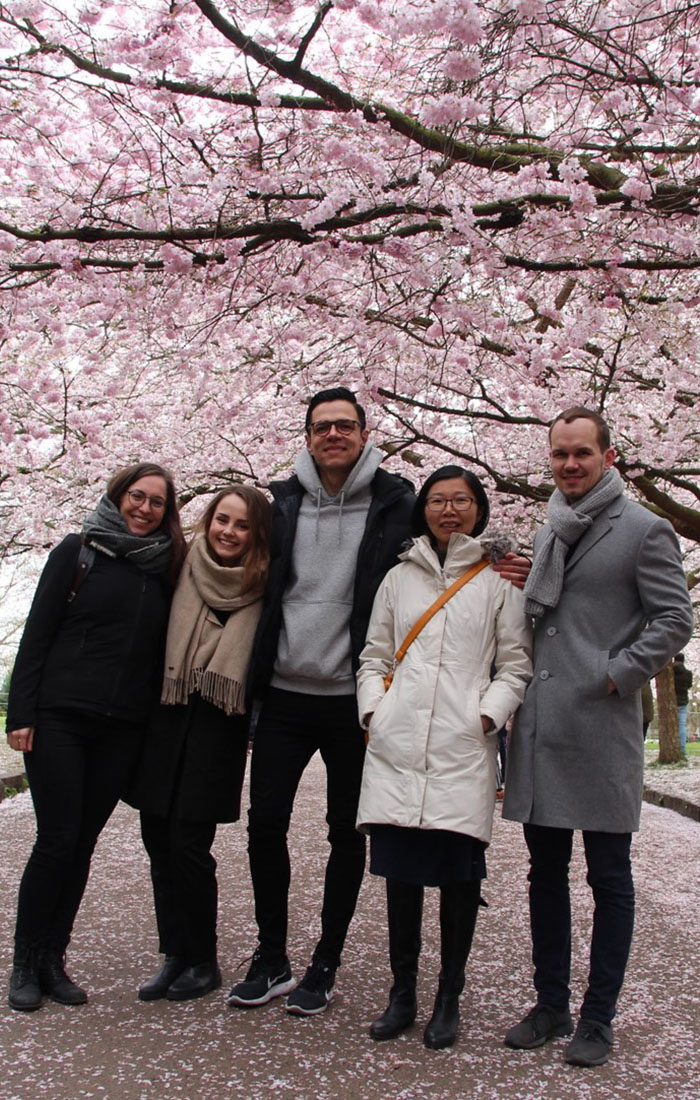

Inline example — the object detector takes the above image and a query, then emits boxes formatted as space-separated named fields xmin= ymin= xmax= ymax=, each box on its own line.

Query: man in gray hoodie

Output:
xmin=227 ymin=387 xmax=416 ymax=1016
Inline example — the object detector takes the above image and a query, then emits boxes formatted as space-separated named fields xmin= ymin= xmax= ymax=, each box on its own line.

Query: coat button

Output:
xmin=539 ymin=670 xmax=550 ymax=680
xmin=546 ymin=626 xmax=557 ymax=636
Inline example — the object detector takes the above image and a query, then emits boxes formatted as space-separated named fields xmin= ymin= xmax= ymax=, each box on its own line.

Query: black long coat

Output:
xmin=128 ymin=692 xmax=249 ymax=823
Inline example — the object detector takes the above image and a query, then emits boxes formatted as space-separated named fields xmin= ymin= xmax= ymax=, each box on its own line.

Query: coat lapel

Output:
xmin=565 ymin=496 xmax=625 ymax=571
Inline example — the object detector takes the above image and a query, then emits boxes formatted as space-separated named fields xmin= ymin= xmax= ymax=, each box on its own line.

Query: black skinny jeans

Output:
xmin=524 ymin=823 xmax=635 ymax=1025
xmin=140 ymin=812 xmax=218 ymax=965
xmin=15 ymin=709 xmax=143 ymax=951
xmin=247 ymin=688 xmax=367 ymax=970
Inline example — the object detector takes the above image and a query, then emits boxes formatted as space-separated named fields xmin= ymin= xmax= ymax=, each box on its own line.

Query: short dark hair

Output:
xmin=305 ymin=386 xmax=367 ymax=431
xmin=549 ymin=406 xmax=611 ymax=451
xmin=106 ymin=462 xmax=186 ymax=582
xmin=196 ymin=484 xmax=272 ymax=594
xmin=412 ymin=465 xmax=490 ymax=540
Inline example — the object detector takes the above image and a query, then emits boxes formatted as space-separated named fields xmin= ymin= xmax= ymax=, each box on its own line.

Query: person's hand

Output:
xmin=607 ymin=677 xmax=617 ymax=695
xmin=481 ymin=715 xmax=494 ymax=734
xmin=7 ymin=727 xmax=34 ymax=753
xmin=491 ymin=553 xmax=531 ymax=589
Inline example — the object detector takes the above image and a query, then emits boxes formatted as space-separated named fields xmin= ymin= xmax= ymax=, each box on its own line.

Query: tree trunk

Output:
xmin=656 ymin=662 xmax=681 ymax=764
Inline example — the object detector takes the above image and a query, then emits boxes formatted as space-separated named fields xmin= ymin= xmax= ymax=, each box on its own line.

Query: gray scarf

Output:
xmin=82 ymin=494 xmax=173 ymax=576
xmin=524 ymin=468 xmax=623 ymax=618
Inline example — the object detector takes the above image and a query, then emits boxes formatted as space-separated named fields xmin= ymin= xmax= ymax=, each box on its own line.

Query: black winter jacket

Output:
xmin=7 ymin=534 xmax=171 ymax=730
xmin=251 ymin=467 xmax=415 ymax=697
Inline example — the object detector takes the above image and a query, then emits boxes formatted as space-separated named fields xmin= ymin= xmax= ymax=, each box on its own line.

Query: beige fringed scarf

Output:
xmin=161 ymin=534 xmax=264 ymax=716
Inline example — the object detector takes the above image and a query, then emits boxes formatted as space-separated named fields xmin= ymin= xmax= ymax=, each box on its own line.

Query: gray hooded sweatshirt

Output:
xmin=271 ymin=444 xmax=384 ymax=695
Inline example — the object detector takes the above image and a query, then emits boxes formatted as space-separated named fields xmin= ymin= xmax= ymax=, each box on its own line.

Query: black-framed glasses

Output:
xmin=425 ymin=495 xmax=476 ymax=513
xmin=308 ymin=418 xmax=361 ymax=437
xmin=126 ymin=489 xmax=166 ymax=512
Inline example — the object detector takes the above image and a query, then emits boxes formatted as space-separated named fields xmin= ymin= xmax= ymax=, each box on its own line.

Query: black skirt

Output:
xmin=369 ymin=824 xmax=486 ymax=887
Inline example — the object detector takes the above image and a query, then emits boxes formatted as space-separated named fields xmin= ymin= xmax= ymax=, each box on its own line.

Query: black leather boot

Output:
xmin=166 ymin=961 xmax=222 ymax=1001
xmin=370 ymin=879 xmax=423 ymax=1041
xmin=9 ymin=942 xmax=42 ymax=1012
xmin=37 ymin=949 xmax=88 ymax=1005
xmin=138 ymin=955 xmax=186 ymax=1001
xmin=423 ymin=882 xmax=480 ymax=1050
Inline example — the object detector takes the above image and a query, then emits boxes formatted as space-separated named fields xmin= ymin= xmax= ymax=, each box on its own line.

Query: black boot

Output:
xmin=138 ymin=955 xmax=186 ymax=1002
xmin=37 ymin=948 xmax=88 ymax=1005
xmin=370 ymin=879 xmax=423 ymax=1041
xmin=9 ymin=942 xmax=42 ymax=1012
xmin=166 ymin=961 xmax=222 ymax=1001
xmin=423 ymin=882 xmax=480 ymax=1050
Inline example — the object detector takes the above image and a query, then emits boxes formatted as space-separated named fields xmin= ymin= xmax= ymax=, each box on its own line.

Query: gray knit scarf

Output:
xmin=82 ymin=494 xmax=173 ymax=575
xmin=524 ymin=468 xmax=623 ymax=618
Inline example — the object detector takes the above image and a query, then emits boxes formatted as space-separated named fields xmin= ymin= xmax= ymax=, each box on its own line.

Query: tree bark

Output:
xmin=656 ymin=663 xmax=681 ymax=764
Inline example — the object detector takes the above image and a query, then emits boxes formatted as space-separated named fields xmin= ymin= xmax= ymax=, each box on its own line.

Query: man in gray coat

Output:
xmin=503 ymin=406 xmax=693 ymax=1068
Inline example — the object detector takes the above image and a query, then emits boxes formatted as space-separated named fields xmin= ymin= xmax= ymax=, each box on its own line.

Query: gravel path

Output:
xmin=1 ymin=754 xmax=699 ymax=1100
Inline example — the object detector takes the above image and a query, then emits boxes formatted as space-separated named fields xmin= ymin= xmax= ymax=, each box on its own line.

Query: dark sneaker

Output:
xmin=285 ymin=960 xmax=336 ymax=1016
xmin=505 ymin=1004 xmax=573 ymax=1049
xmin=565 ymin=1019 xmax=613 ymax=1067
xmin=227 ymin=950 xmax=295 ymax=1007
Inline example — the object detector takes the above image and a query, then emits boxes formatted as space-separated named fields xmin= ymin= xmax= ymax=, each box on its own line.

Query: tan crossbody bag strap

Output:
xmin=383 ymin=558 xmax=489 ymax=691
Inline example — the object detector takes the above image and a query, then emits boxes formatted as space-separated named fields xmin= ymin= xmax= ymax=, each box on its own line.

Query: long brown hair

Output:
xmin=106 ymin=462 xmax=187 ymax=583
xmin=196 ymin=485 xmax=272 ymax=594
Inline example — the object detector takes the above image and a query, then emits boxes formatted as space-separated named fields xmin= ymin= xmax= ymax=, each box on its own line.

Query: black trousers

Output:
xmin=15 ymin=709 xmax=143 ymax=951
xmin=140 ymin=812 xmax=218 ymax=965
xmin=247 ymin=688 xmax=366 ymax=970
xmin=524 ymin=823 xmax=635 ymax=1025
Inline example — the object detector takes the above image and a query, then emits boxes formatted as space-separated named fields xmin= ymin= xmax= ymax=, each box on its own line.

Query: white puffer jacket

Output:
xmin=356 ymin=534 xmax=532 ymax=844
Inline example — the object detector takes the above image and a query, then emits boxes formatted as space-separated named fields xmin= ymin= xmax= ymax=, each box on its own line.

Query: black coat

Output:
xmin=7 ymin=534 xmax=171 ymax=731
xmin=128 ymin=693 xmax=249 ymax=823
xmin=250 ymin=466 xmax=415 ymax=697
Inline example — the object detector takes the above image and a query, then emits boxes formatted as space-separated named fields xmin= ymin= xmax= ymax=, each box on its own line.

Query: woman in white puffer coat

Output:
xmin=356 ymin=465 xmax=532 ymax=1050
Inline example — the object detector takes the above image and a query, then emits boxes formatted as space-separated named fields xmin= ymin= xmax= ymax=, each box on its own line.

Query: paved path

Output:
xmin=1 ymin=756 xmax=699 ymax=1100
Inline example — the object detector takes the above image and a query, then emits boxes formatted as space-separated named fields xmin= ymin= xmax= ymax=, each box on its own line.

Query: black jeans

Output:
xmin=247 ymin=689 xmax=366 ymax=970
xmin=140 ymin=812 xmax=218 ymax=965
xmin=15 ymin=709 xmax=143 ymax=951
xmin=524 ymin=823 xmax=635 ymax=1025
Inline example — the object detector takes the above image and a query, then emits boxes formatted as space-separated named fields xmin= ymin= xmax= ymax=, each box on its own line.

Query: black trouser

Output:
xmin=140 ymin=812 xmax=218 ymax=965
xmin=15 ymin=709 xmax=143 ymax=951
xmin=247 ymin=689 xmax=366 ymax=970
xmin=524 ymin=824 xmax=635 ymax=1025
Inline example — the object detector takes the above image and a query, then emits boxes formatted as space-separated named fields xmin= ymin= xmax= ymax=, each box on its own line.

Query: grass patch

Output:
xmin=2 ymin=777 xmax=28 ymax=797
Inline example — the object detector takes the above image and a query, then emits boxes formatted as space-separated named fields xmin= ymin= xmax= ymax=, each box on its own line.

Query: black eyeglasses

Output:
xmin=308 ymin=419 xmax=361 ymax=437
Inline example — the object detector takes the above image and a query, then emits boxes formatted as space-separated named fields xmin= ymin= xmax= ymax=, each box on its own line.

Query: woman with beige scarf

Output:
xmin=130 ymin=485 xmax=271 ymax=1002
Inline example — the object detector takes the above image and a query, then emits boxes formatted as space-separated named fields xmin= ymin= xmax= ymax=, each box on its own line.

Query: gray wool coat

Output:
xmin=503 ymin=494 xmax=693 ymax=833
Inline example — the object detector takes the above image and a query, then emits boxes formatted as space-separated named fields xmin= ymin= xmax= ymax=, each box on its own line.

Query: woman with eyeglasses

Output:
xmin=356 ymin=465 xmax=532 ymax=1050
xmin=130 ymin=486 xmax=272 ymax=1003
xmin=6 ymin=463 xmax=186 ymax=1012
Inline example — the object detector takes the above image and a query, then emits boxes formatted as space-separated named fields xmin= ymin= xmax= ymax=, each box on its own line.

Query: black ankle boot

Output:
xmin=9 ymin=943 xmax=42 ymax=1012
xmin=37 ymin=949 xmax=88 ymax=1005
xmin=369 ymin=879 xmax=423 ymax=1042
xmin=166 ymin=961 xmax=222 ymax=1002
xmin=138 ymin=955 xmax=186 ymax=1002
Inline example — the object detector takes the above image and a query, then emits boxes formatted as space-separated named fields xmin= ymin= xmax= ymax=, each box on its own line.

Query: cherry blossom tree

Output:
xmin=0 ymin=0 xmax=699 ymax=570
